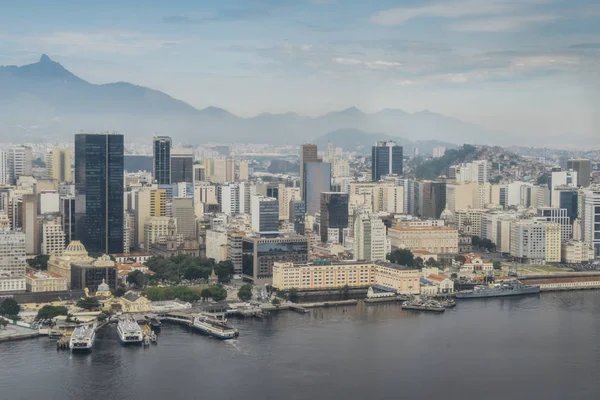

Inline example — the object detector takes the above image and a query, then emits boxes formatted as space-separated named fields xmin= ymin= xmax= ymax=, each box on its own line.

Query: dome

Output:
xmin=64 ymin=240 xmax=88 ymax=257
xmin=440 ymin=205 xmax=454 ymax=222
xmin=97 ymin=279 xmax=110 ymax=293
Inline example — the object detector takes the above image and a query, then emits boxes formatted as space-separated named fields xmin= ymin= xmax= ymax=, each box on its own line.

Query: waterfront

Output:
xmin=2 ymin=292 xmax=600 ymax=400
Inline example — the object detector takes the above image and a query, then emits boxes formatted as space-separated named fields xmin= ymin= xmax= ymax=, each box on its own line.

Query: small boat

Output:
xmin=402 ymin=299 xmax=446 ymax=313
xmin=69 ymin=325 xmax=96 ymax=351
xmin=192 ymin=316 xmax=239 ymax=340
xmin=440 ymin=299 xmax=456 ymax=308
xmin=149 ymin=317 xmax=161 ymax=331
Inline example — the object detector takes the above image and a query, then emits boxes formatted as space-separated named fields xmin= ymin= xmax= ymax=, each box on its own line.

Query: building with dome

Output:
xmin=47 ymin=240 xmax=94 ymax=283
xmin=70 ymin=254 xmax=118 ymax=293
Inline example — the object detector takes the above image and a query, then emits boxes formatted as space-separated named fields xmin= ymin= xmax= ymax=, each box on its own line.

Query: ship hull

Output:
xmin=192 ymin=320 xmax=237 ymax=340
xmin=456 ymin=286 xmax=540 ymax=299
xmin=401 ymin=305 xmax=445 ymax=313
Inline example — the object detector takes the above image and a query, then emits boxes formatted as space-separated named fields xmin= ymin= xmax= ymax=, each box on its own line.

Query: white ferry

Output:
xmin=192 ymin=316 xmax=238 ymax=340
xmin=69 ymin=325 xmax=96 ymax=351
xmin=117 ymin=319 xmax=143 ymax=344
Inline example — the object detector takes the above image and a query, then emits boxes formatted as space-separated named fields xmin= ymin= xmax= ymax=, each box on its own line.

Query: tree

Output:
xmin=200 ymin=288 xmax=212 ymax=301
xmin=288 ymin=288 xmax=299 ymax=303
xmin=0 ymin=298 xmax=20 ymax=318
xmin=35 ymin=305 xmax=68 ymax=320
xmin=237 ymin=284 xmax=253 ymax=302
xmin=454 ymin=255 xmax=466 ymax=264
xmin=215 ymin=260 xmax=235 ymax=283
xmin=76 ymin=297 xmax=101 ymax=310
xmin=127 ymin=270 xmax=148 ymax=289
xmin=209 ymin=285 xmax=228 ymax=302
xmin=450 ymin=273 xmax=458 ymax=279
xmin=425 ymin=258 xmax=439 ymax=268
xmin=112 ymin=286 xmax=127 ymax=297
xmin=493 ymin=261 xmax=502 ymax=270
xmin=27 ymin=254 xmax=50 ymax=270
xmin=272 ymin=298 xmax=281 ymax=307
xmin=386 ymin=248 xmax=415 ymax=267
xmin=471 ymin=236 xmax=481 ymax=247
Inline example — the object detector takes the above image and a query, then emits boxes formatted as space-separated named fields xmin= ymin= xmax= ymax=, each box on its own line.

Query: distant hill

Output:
xmin=0 ymin=55 xmax=518 ymax=146
xmin=314 ymin=128 xmax=457 ymax=156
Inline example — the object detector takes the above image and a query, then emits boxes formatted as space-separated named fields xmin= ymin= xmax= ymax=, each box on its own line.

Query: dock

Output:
xmin=364 ymin=296 xmax=411 ymax=304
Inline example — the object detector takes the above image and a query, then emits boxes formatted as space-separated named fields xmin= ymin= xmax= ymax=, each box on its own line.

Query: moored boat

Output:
xmin=192 ymin=316 xmax=239 ymax=340
xmin=69 ymin=325 xmax=96 ymax=351
xmin=402 ymin=299 xmax=446 ymax=313
xmin=117 ymin=319 xmax=143 ymax=344
xmin=456 ymin=281 xmax=540 ymax=299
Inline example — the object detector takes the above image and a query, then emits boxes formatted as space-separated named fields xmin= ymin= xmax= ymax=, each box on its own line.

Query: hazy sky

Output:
xmin=1 ymin=0 xmax=599 ymax=138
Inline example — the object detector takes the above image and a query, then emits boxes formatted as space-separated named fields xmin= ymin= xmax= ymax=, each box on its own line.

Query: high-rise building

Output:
xmin=372 ymin=141 xmax=403 ymax=182
xmin=153 ymin=136 xmax=172 ymax=185
xmin=300 ymin=144 xmax=318 ymax=201
xmin=550 ymin=170 xmax=577 ymax=206
xmin=135 ymin=188 xmax=166 ymax=249
xmin=289 ymin=200 xmax=306 ymax=236
xmin=0 ymin=149 xmax=7 ymax=185
xmin=304 ymin=162 xmax=331 ymax=216
xmin=242 ymin=234 xmax=308 ymax=283
xmin=238 ymin=161 xmax=249 ymax=181
xmin=170 ymin=148 xmax=194 ymax=184
xmin=227 ymin=230 xmax=244 ymax=274
xmin=510 ymin=220 xmax=548 ymax=264
xmin=555 ymin=188 xmax=579 ymax=223
xmin=278 ymin=185 xmax=300 ymax=221
xmin=193 ymin=165 xmax=206 ymax=183
xmin=47 ymin=148 xmax=72 ymax=183
xmin=567 ymin=159 xmax=591 ymax=188
xmin=582 ymin=190 xmax=600 ymax=258
xmin=252 ymin=196 xmax=279 ymax=234
xmin=220 ymin=183 xmax=241 ymax=215
xmin=172 ymin=197 xmax=196 ymax=239
xmin=537 ymin=208 xmax=572 ymax=242
xmin=22 ymin=194 xmax=38 ymax=255
xmin=41 ymin=219 xmax=66 ymax=256
xmin=60 ymin=196 xmax=76 ymax=246
xmin=353 ymin=215 xmax=389 ymax=261
xmin=144 ymin=216 xmax=177 ymax=250
xmin=211 ymin=159 xmax=235 ymax=183
xmin=320 ymin=192 xmax=349 ymax=244
xmin=75 ymin=133 xmax=124 ymax=254
xmin=7 ymin=146 xmax=33 ymax=184
xmin=0 ymin=230 xmax=27 ymax=293
xmin=421 ymin=181 xmax=447 ymax=219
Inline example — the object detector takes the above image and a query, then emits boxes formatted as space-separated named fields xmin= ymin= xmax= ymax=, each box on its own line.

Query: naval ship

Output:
xmin=456 ymin=281 xmax=540 ymax=299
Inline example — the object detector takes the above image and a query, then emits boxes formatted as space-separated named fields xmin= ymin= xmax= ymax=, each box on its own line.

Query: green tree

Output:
xmin=454 ymin=255 xmax=466 ymax=264
xmin=127 ymin=270 xmax=148 ymax=289
xmin=0 ymin=298 xmax=20 ymax=318
xmin=237 ymin=284 xmax=253 ymax=301
xmin=425 ymin=258 xmax=439 ymax=268
xmin=386 ymin=248 xmax=415 ymax=266
xmin=288 ymin=288 xmax=299 ymax=303
xmin=209 ymin=285 xmax=228 ymax=302
xmin=200 ymin=288 xmax=212 ymax=301
xmin=27 ymin=254 xmax=50 ymax=270
xmin=493 ymin=261 xmax=502 ymax=270
xmin=215 ymin=260 xmax=235 ymax=283
xmin=76 ymin=297 xmax=101 ymax=310
xmin=112 ymin=286 xmax=127 ymax=297
xmin=35 ymin=305 xmax=68 ymax=320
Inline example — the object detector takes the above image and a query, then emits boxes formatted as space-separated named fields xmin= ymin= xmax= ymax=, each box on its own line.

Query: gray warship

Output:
xmin=455 ymin=281 xmax=540 ymax=299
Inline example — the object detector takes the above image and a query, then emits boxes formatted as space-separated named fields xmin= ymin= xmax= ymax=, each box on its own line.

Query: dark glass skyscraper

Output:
xmin=170 ymin=148 xmax=194 ymax=184
xmin=320 ymin=192 xmax=349 ymax=243
xmin=567 ymin=159 xmax=591 ymax=188
xmin=421 ymin=181 xmax=446 ymax=219
xmin=304 ymin=162 xmax=331 ymax=216
xmin=372 ymin=141 xmax=403 ymax=181
xmin=153 ymin=136 xmax=171 ymax=184
xmin=75 ymin=133 xmax=124 ymax=254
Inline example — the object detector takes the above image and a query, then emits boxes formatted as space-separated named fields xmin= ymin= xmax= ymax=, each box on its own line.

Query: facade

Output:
xmin=561 ymin=241 xmax=595 ymax=264
xmin=537 ymin=208 xmax=572 ymax=242
xmin=388 ymin=224 xmax=459 ymax=255
xmin=74 ymin=133 xmax=124 ymax=254
xmin=193 ymin=165 xmax=206 ymax=183
xmin=172 ymin=197 xmax=196 ymax=239
xmin=421 ymin=181 xmax=447 ymax=219
xmin=272 ymin=261 xmax=420 ymax=294
xmin=7 ymin=146 xmax=33 ymax=184
xmin=372 ymin=141 xmax=403 ymax=182
xmin=0 ymin=230 xmax=27 ymax=292
xmin=353 ymin=215 xmax=389 ymax=262
xmin=582 ymin=190 xmax=600 ymax=258
xmin=220 ymin=183 xmax=241 ymax=215
xmin=47 ymin=148 xmax=72 ymax=183
xmin=70 ymin=255 xmax=118 ymax=292
xmin=144 ymin=216 xmax=177 ymax=250
xmin=251 ymin=196 xmax=279 ymax=234
xmin=47 ymin=240 xmax=93 ymax=283
xmin=455 ymin=208 xmax=488 ymax=237
xmin=238 ymin=161 xmax=249 ymax=181
xmin=0 ymin=149 xmax=7 ymax=185
xmin=135 ymin=188 xmax=166 ymax=249
xmin=454 ymin=160 xmax=488 ymax=184
xmin=170 ymin=147 xmax=194 ymax=184
xmin=289 ymin=200 xmax=306 ymax=236
xmin=510 ymin=220 xmax=552 ymax=264
xmin=459 ymin=253 xmax=493 ymax=274
xmin=25 ymin=271 xmax=68 ymax=293
xmin=205 ymin=229 xmax=228 ymax=262
xmin=41 ymin=219 xmax=66 ymax=256
xmin=242 ymin=234 xmax=309 ymax=283
xmin=567 ymin=159 xmax=591 ymax=188
xmin=153 ymin=136 xmax=172 ymax=185
xmin=227 ymin=230 xmax=244 ymax=274
xmin=300 ymin=144 xmax=318 ymax=202
xmin=278 ymin=185 xmax=300 ymax=221
xmin=22 ymin=193 xmax=38 ymax=254
xmin=320 ymin=192 xmax=349 ymax=244
xmin=304 ymin=162 xmax=331 ymax=216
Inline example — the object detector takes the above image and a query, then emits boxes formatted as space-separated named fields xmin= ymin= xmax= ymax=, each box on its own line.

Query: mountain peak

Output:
xmin=40 ymin=54 xmax=52 ymax=63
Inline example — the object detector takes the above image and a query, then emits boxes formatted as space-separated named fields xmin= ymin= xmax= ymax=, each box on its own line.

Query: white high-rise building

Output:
xmin=0 ymin=230 xmax=27 ymax=293
xmin=7 ymin=146 xmax=33 ymax=184
xmin=221 ymin=183 xmax=241 ymax=215
xmin=583 ymin=190 xmax=600 ymax=258
xmin=353 ymin=215 xmax=390 ymax=262
xmin=41 ymin=220 xmax=66 ymax=256
xmin=454 ymin=160 xmax=488 ymax=184
xmin=251 ymin=196 xmax=279 ymax=233
xmin=278 ymin=185 xmax=300 ymax=221
xmin=550 ymin=170 xmax=578 ymax=206
xmin=0 ymin=149 xmax=8 ymax=185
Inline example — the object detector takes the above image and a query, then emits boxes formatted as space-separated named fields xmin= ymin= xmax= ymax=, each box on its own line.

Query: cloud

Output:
xmin=163 ymin=16 xmax=203 ymax=25
xmin=449 ymin=14 xmax=557 ymax=32
xmin=333 ymin=56 xmax=402 ymax=69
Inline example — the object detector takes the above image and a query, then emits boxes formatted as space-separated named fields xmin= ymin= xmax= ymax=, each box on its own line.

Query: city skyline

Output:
xmin=1 ymin=0 xmax=599 ymax=142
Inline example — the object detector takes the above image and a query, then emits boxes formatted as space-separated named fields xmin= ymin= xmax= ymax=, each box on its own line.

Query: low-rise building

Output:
xmin=272 ymin=261 xmax=420 ymax=294
xmin=25 ymin=271 xmax=68 ymax=293
xmin=459 ymin=253 xmax=493 ymax=274
xmin=104 ymin=291 xmax=152 ymax=313
xmin=561 ymin=241 xmax=595 ymax=264
xmin=388 ymin=224 xmax=458 ymax=255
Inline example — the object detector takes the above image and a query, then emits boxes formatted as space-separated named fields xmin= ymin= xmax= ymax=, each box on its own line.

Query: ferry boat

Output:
xmin=456 ymin=281 xmax=540 ymax=299
xmin=401 ymin=299 xmax=446 ymax=313
xmin=69 ymin=325 xmax=96 ymax=351
xmin=117 ymin=319 xmax=143 ymax=344
xmin=191 ymin=316 xmax=239 ymax=340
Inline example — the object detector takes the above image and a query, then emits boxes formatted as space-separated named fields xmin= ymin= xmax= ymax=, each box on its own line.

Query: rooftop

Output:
xmin=26 ymin=271 xmax=65 ymax=280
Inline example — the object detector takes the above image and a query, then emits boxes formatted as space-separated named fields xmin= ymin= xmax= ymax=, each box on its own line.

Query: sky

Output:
xmin=1 ymin=0 xmax=599 ymax=139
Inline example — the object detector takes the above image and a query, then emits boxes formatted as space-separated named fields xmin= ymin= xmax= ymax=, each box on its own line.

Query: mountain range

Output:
xmin=1 ymin=55 xmax=517 ymax=150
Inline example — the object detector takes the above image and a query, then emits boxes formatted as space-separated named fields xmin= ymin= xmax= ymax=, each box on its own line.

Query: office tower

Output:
xmin=211 ymin=159 xmax=235 ymax=184
xmin=135 ymin=189 xmax=166 ymax=249
xmin=421 ymin=181 xmax=447 ymax=219
xmin=510 ymin=220 xmax=547 ymax=264
xmin=320 ymin=192 xmax=349 ymax=244
xmin=38 ymin=190 xmax=60 ymax=214
xmin=170 ymin=148 xmax=194 ymax=184
xmin=242 ymin=235 xmax=308 ymax=282
xmin=300 ymin=144 xmax=318 ymax=201
xmin=304 ymin=162 xmax=331 ymax=216
xmin=567 ymin=159 xmax=591 ymax=188
xmin=0 ymin=231 xmax=27 ymax=293
xmin=554 ymin=188 xmax=579 ymax=223
xmin=21 ymin=194 xmax=38 ymax=254
xmin=172 ymin=197 xmax=196 ymax=239
xmin=354 ymin=215 xmax=389 ymax=262
xmin=537 ymin=208 xmax=572 ymax=242
xmin=220 ymin=183 xmax=241 ymax=215
xmin=153 ymin=136 xmax=172 ymax=184
xmin=47 ymin=148 xmax=72 ymax=183
xmin=60 ymin=196 xmax=76 ymax=246
xmin=227 ymin=231 xmax=244 ymax=275
xmin=75 ymin=133 xmax=124 ymax=254
xmin=0 ymin=149 xmax=8 ymax=185
xmin=252 ymin=196 xmax=279 ymax=234
xmin=289 ymin=200 xmax=306 ymax=235
xmin=238 ymin=161 xmax=249 ymax=181
xmin=7 ymin=146 xmax=33 ymax=184
xmin=372 ymin=141 xmax=403 ymax=182
xmin=550 ymin=170 xmax=577 ymax=206
xmin=278 ymin=185 xmax=301 ymax=220
xmin=193 ymin=165 xmax=206 ymax=183
xmin=454 ymin=160 xmax=488 ymax=184
xmin=582 ymin=190 xmax=600 ymax=258
xmin=41 ymin=219 xmax=66 ymax=256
